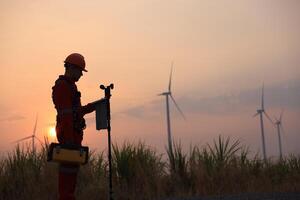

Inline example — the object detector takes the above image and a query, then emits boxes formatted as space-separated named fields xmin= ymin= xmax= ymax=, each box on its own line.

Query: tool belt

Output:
xmin=56 ymin=108 xmax=86 ymax=133
xmin=47 ymin=143 xmax=89 ymax=165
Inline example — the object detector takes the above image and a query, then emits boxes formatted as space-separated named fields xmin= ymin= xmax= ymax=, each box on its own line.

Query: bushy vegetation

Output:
xmin=0 ymin=136 xmax=299 ymax=200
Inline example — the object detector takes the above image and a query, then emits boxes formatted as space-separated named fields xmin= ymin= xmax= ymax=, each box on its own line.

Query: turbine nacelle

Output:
xmin=253 ymin=109 xmax=265 ymax=117
xmin=273 ymin=109 xmax=285 ymax=132
xmin=276 ymin=109 xmax=284 ymax=125
xmin=256 ymin=109 xmax=263 ymax=113
xmin=273 ymin=109 xmax=285 ymax=159
xmin=159 ymin=92 xmax=171 ymax=96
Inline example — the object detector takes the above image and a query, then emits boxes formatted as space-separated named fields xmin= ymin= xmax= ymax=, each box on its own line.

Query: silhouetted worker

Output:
xmin=52 ymin=53 xmax=96 ymax=200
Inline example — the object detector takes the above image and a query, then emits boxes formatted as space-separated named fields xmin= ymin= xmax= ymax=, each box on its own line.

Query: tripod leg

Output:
xmin=108 ymin=128 xmax=113 ymax=200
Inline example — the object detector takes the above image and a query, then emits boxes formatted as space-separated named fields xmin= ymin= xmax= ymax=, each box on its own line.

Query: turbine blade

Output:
xmin=33 ymin=113 xmax=38 ymax=136
xmin=253 ymin=112 xmax=259 ymax=117
xmin=279 ymin=109 xmax=284 ymax=121
xmin=168 ymin=62 xmax=173 ymax=92
xmin=263 ymin=111 xmax=273 ymax=124
xmin=170 ymin=95 xmax=186 ymax=120
xmin=261 ymin=83 xmax=265 ymax=110
xmin=12 ymin=135 xmax=33 ymax=143
xmin=34 ymin=136 xmax=43 ymax=145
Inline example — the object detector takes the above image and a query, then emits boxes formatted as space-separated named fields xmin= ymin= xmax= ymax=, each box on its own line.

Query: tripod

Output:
xmin=100 ymin=83 xmax=114 ymax=200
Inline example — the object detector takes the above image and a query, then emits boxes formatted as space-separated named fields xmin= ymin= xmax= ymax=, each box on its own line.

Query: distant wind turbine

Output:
xmin=158 ymin=63 xmax=186 ymax=154
xmin=253 ymin=83 xmax=273 ymax=162
xmin=13 ymin=114 xmax=42 ymax=153
xmin=273 ymin=109 xmax=285 ymax=160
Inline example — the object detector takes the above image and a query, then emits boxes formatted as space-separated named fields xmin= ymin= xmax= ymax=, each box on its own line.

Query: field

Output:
xmin=0 ymin=136 xmax=299 ymax=200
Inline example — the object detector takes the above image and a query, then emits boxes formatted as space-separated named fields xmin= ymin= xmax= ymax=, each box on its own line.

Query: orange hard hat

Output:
xmin=64 ymin=53 xmax=87 ymax=72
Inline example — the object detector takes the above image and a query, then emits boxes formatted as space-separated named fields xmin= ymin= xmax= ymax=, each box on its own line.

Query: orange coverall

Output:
xmin=52 ymin=75 xmax=95 ymax=200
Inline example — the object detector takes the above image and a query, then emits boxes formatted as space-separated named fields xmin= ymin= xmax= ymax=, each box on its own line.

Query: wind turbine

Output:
xmin=253 ymin=84 xmax=273 ymax=162
xmin=13 ymin=114 xmax=42 ymax=154
xmin=274 ymin=109 xmax=284 ymax=160
xmin=158 ymin=63 xmax=186 ymax=154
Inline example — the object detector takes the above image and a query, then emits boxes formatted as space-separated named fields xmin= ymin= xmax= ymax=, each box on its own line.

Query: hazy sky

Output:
xmin=1 ymin=0 xmax=299 ymax=157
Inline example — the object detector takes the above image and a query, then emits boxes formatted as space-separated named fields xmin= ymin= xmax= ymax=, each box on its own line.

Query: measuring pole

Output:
xmin=100 ymin=84 xmax=114 ymax=200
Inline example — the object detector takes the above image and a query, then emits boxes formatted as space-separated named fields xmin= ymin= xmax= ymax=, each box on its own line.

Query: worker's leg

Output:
xmin=58 ymin=164 xmax=79 ymax=200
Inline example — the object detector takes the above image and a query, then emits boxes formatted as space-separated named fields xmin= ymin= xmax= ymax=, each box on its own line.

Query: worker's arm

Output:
xmin=80 ymin=98 xmax=106 ymax=115
xmin=80 ymin=103 xmax=96 ymax=115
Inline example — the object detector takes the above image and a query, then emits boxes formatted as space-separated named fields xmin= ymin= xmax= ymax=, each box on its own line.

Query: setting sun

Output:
xmin=49 ymin=127 xmax=56 ymax=139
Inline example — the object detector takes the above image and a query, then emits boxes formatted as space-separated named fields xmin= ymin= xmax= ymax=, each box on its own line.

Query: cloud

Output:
xmin=118 ymin=99 xmax=164 ymax=119
xmin=120 ymin=79 xmax=300 ymax=118
xmin=120 ymin=105 xmax=148 ymax=118
xmin=0 ymin=104 xmax=26 ymax=122
xmin=263 ymin=79 xmax=300 ymax=108
xmin=0 ymin=114 xmax=25 ymax=122
xmin=179 ymin=79 xmax=300 ymax=115
xmin=119 ymin=97 xmax=188 ymax=119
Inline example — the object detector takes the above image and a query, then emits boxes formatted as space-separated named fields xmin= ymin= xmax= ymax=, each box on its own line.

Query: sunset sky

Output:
xmin=1 ymin=0 xmax=299 ymax=157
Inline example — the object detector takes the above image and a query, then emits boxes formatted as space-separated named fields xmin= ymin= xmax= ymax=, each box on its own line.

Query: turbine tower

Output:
xmin=13 ymin=114 xmax=42 ymax=153
xmin=159 ymin=63 xmax=185 ymax=154
xmin=253 ymin=84 xmax=273 ymax=162
xmin=274 ymin=110 xmax=284 ymax=160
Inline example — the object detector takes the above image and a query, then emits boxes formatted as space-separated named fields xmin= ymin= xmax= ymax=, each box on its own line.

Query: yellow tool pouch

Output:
xmin=47 ymin=143 xmax=89 ymax=165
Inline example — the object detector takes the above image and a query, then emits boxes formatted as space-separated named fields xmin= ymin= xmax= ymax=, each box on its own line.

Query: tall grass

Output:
xmin=112 ymin=142 xmax=165 ymax=199
xmin=0 ymin=137 xmax=299 ymax=200
xmin=0 ymin=143 xmax=58 ymax=199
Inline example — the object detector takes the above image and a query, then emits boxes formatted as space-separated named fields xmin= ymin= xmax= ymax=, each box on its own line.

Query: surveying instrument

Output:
xmin=95 ymin=83 xmax=114 ymax=200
